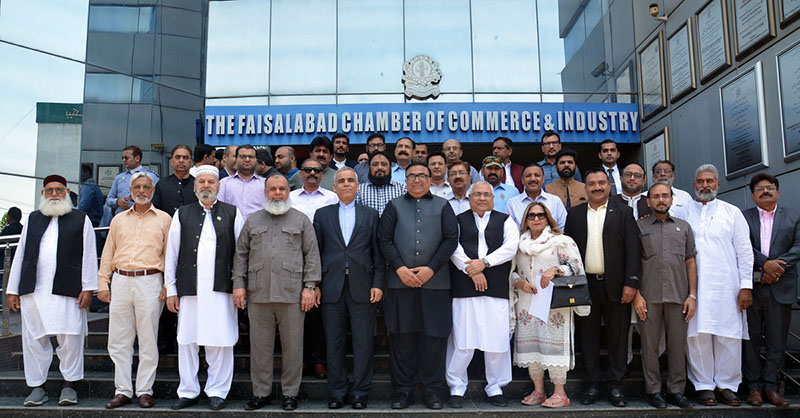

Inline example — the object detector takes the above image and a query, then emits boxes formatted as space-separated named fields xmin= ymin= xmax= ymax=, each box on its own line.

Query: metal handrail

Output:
xmin=1 ymin=226 xmax=110 ymax=336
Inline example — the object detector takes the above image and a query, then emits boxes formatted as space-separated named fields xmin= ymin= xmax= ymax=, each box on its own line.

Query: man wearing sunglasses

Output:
xmin=289 ymin=136 xmax=337 ymax=191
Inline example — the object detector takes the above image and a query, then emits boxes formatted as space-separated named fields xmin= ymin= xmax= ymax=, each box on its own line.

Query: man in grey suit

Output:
xmin=742 ymin=173 xmax=800 ymax=408
xmin=313 ymin=167 xmax=385 ymax=410
xmin=231 ymin=174 xmax=321 ymax=411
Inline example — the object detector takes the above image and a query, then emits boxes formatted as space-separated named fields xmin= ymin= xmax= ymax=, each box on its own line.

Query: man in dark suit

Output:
xmin=313 ymin=167 xmax=385 ymax=410
xmin=564 ymin=167 xmax=640 ymax=407
xmin=492 ymin=137 xmax=524 ymax=193
xmin=330 ymin=133 xmax=357 ymax=170
xmin=742 ymin=173 xmax=800 ymax=408
xmin=610 ymin=163 xmax=652 ymax=220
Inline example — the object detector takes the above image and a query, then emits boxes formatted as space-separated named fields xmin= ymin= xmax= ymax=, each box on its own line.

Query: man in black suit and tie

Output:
xmin=564 ymin=167 xmax=640 ymax=407
xmin=313 ymin=167 xmax=384 ymax=410
xmin=742 ymin=173 xmax=800 ymax=408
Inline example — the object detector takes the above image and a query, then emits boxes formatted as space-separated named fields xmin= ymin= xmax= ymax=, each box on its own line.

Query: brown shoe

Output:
xmin=764 ymin=391 xmax=790 ymax=408
xmin=747 ymin=390 xmax=763 ymax=406
xmin=139 ymin=394 xmax=155 ymax=408
xmin=314 ymin=363 xmax=328 ymax=379
xmin=105 ymin=394 xmax=131 ymax=409
xmin=715 ymin=388 xmax=741 ymax=406
xmin=696 ymin=390 xmax=717 ymax=406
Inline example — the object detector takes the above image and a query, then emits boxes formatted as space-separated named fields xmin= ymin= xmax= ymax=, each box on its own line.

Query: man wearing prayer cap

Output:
xmin=6 ymin=174 xmax=98 ymax=407
xmin=163 ymin=165 xmax=244 ymax=410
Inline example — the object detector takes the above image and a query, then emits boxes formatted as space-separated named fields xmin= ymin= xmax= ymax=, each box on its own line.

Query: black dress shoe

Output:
xmin=609 ymin=388 xmax=626 ymax=407
xmin=648 ymin=393 xmax=666 ymax=409
xmin=666 ymin=392 xmax=692 ymax=409
xmin=424 ymin=392 xmax=443 ymax=410
xmin=244 ymin=395 xmax=272 ymax=411
xmin=171 ymin=397 xmax=198 ymax=410
xmin=282 ymin=396 xmax=298 ymax=411
xmin=447 ymin=395 xmax=464 ymax=408
xmin=488 ymin=394 xmax=508 ymax=407
xmin=581 ymin=384 xmax=601 ymax=405
xmin=351 ymin=395 xmax=367 ymax=409
xmin=391 ymin=391 xmax=412 ymax=409
xmin=328 ymin=397 xmax=344 ymax=409
xmin=208 ymin=397 xmax=225 ymax=410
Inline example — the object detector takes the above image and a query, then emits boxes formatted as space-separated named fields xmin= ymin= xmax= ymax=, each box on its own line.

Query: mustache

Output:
xmin=759 ymin=193 xmax=773 ymax=198
xmin=590 ymin=189 xmax=604 ymax=194
xmin=397 ymin=151 xmax=410 ymax=156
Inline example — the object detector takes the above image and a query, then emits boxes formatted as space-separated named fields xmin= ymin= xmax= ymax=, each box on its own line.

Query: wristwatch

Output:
xmin=688 ymin=294 xmax=697 ymax=300
xmin=304 ymin=285 xmax=316 ymax=292
xmin=482 ymin=258 xmax=490 ymax=268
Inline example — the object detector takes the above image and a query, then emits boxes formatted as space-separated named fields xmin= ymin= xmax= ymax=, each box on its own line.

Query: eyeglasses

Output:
xmin=542 ymin=141 xmax=560 ymax=147
xmin=443 ymin=146 xmax=460 ymax=152
xmin=754 ymin=185 xmax=777 ymax=192
xmin=131 ymin=185 xmax=153 ymax=191
xmin=654 ymin=169 xmax=673 ymax=175
xmin=622 ymin=172 xmax=644 ymax=179
xmin=121 ymin=156 xmax=131 ymax=161
xmin=471 ymin=192 xmax=493 ymax=198
xmin=44 ymin=187 xmax=66 ymax=196
xmin=238 ymin=154 xmax=256 ymax=160
xmin=526 ymin=212 xmax=547 ymax=220
xmin=302 ymin=167 xmax=323 ymax=174
xmin=406 ymin=173 xmax=430 ymax=181
xmin=449 ymin=170 xmax=468 ymax=176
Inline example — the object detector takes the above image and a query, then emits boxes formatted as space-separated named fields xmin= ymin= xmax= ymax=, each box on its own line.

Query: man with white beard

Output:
xmin=6 ymin=174 xmax=97 ymax=407
xmin=164 ymin=165 xmax=244 ymax=410
xmin=673 ymin=164 xmax=753 ymax=407
xmin=98 ymin=172 xmax=172 ymax=409
xmin=232 ymin=174 xmax=321 ymax=411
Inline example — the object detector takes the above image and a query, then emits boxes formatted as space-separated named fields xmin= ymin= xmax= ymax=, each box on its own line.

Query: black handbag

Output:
xmin=549 ymin=275 xmax=592 ymax=309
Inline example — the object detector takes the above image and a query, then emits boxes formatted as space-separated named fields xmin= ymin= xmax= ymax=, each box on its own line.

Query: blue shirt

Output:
xmin=78 ymin=178 xmax=104 ymax=225
xmin=106 ymin=166 xmax=160 ymax=215
xmin=538 ymin=158 xmax=581 ymax=188
xmin=338 ymin=200 xmax=356 ymax=246
xmin=390 ymin=163 xmax=406 ymax=185
xmin=285 ymin=167 xmax=299 ymax=179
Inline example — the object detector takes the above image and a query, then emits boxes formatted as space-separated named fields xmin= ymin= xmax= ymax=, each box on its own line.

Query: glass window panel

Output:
xmin=132 ymin=77 xmax=155 ymax=104
xmin=84 ymin=73 xmax=132 ymax=103
xmin=471 ymin=0 xmax=539 ymax=93
xmin=337 ymin=94 xmax=404 ymax=104
xmin=138 ymin=6 xmax=156 ymax=33
xmin=563 ymin=11 xmax=585 ymax=63
xmin=338 ymin=0 xmax=404 ymax=94
xmin=206 ymin=0 xmax=270 ymax=97
xmin=408 ymin=93 xmax=474 ymax=103
xmin=474 ymin=94 xmax=541 ymax=102
xmin=206 ymin=97 xmax=270 ymax=107
xmin=0 ymin=0 xmax=89 ymax=61
xmin=270 ymin=0 xmax=336 ymax=94
xmin=404 ymin=0 xmax=472 ymax=93
xmin=538 ymin=0 xmax=566 ymax=93
xmin=269 ymin=95 xmax=337 ymax=105
xmin=88 ymin=5 xmax=155 ymax=33
xmin=583 ymin=0 xmax=603 ymax=34
xmin=542 ymin=93 xmax=565 ymax=102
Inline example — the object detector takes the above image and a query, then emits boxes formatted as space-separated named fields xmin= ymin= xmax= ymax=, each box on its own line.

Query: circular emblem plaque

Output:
xmin=402 ymin=54 xmax=442 ymax=100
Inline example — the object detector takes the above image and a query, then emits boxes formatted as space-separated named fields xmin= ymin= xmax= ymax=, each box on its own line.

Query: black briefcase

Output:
xmin=549 ymin=275 xmax=592 ymax=309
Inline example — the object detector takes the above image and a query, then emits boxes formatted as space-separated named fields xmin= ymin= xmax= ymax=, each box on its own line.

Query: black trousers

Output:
xmin=576 ymin=277 xmax=631 ymax=385
xmin=321 ymin=278 xmax=377 ymax=398
xmin=389 ymin=332 xmax=447 ymax=394
xmin=743 ymin=284 xmax=792 ymax=392
xmin=303 ymin=307 xmax=327 ymax=365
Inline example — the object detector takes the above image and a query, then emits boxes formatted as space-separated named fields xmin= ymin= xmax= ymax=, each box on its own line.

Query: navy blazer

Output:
xmin=742 ymin=205 xmax=800 ymax=304
xmin=313 ymin=202 xmax=385 ymax=304
xmin=564 ymin=198 xmax=641 ymax=302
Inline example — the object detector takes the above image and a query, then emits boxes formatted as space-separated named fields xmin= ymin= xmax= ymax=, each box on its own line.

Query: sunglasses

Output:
xmin=526 ymin=212 xmax=547 ymax=220
xmin=302 ymin=167 xmax=323 ymax=174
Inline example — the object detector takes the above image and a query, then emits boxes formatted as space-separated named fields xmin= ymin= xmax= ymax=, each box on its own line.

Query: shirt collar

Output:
xmin=125 ymin=203 xmax=158 ymax=217
xmin=472 ymin=210 xmax=491 ymax=222
xmin=757 ymin=206 xmax=776 ymax=217
xmin=232 ymin=172 xmax=262 ymax=181
xmin=299 ymin=187 xmax=323 ymax=196
xmin=198 ymin=200 xmax=218 ymax=212
xmin=588 ymin=200 xmax=608 ymax=212
xmin=339 ymin=200 xmax=356 ymax=209
xmin=128 ymin=165 xmax=143 ymax=174
xmin=404 ymin=191 xmax=433 ymax=199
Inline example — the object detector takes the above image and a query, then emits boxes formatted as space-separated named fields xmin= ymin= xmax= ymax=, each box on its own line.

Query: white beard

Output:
xmin=195 ymin=189 xmax=218 ymax=204
xmin=133 ymin=195 xmax=152 ymax=205
xmin=39 ymin=194 xmax=72 ymax=217
xmin=263 ymin=198 xmax=291 ymax=215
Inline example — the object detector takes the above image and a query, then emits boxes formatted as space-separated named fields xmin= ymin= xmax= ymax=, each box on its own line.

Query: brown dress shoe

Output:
xmin=314 ymin=363 xmax=328 ymax=379
xmin=139 ymin=394 xmax=155 ymax=408
xmin=715 ymin=388 xmax=741 ymax=406
xmin=747 ymin=390 xmax=763 ymax=406
xmin=764 ymin=391 xmax=790 ymax=408
xmin=696 ymin=390 xmax=717 ymax=406
xmin=105 ymin=394 xmax=131 ymax=409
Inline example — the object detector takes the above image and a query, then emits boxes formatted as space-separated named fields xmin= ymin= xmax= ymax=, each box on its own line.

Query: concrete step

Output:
xmin=0 ymin=396 xmax=797 ymax=417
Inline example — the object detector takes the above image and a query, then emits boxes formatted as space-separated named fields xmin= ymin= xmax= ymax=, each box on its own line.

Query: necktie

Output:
xmin=608 ymin=168 xmax=617 ymax=195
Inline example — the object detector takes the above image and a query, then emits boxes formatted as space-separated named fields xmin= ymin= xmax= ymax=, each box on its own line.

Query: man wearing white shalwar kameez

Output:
xmin=674 ymin=164 xmax=753 ymax=406
xmin=164 ymin=166 xmax=244 ymax=411
xmin=446 ymin=182 xmax=519 ymax=408
xmin=6 ymin=174 xmax=97 ymax=407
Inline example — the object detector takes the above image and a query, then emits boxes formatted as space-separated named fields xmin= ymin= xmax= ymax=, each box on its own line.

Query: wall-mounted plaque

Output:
xmin=615 ymin=62 xmax=632 ymax=104
xmin=144 ymin=163 xmax=161 ymax=178
xmin=732 ymin=0 xmax=776 ymax=59
xmin=638 ymin=30 xmax=667 ymax=120
xmin=668 ymin=19 xmax=697 ymax=102
xmin=777 ymin=40 xmax=800 ymax=161
xmin=779 ymin=0 xmax=800 ymax=26
xmin=644 ymin=127 xmax=670 ymax=188
xmin=719 ymin=61 xmax=768 ymax=178
xmin=98 ymin=165 xmax=121 ymax=188
xmin=696 ymin=0 xmax=732 ymax=83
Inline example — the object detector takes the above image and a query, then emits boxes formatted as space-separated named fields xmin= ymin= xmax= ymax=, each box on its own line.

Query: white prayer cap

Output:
xmin=195 ymin=164 xmax=219 ymax=178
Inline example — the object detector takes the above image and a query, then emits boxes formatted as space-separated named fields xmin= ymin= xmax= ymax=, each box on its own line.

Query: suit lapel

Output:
xmin=769 ymin=207 xmax=782 ymax=254
xmin=745 ymin=209 xmax=761 ymax=251
xmin=349 ymin=205 xmax=365 ymax=249
xmin=331 ymin=205 xmax=346 ymax=247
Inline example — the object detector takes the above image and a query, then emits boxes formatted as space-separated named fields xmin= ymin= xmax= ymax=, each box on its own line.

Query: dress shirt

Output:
xmin=620 ymin=192 xmax=646 ymax=219
xmin=355 ymin=181 xmax=406 ymax=216
xmin=289 ymin=186 xmax=339 ymax=223
xmin=538 ymin=158 xmax=582 ymax=186
xmin=391 ymin=164 xmax=407 ymax=185
xmin=152 ymin=174 xmax=197 ymax=217
xmin=503 ymin=162 xmax=516 ymax=189
xmin=506 ymin=190 xmax=567 ymax=230
xmin=475 ymin=183 xmax=519 ymax=214
xmin=333 ymin=158 xmax=347 ymax=170
xmin=106 ymin=165 xmax=160 ymax=215
xmin=584 ymin=201 xmax=608 ymax=274
xmin=757 ymin=206 xmax=776 ymax=257
xmin=217 ymin=172 xmax=265 ymax=220
xmin=638 ymin=215 xmax=697 ymax=304
xmin=445 ymin=192 xmax=471 ymax=215
xmin=669 ymin=187 xmax=693 ymax=216
xmin=450 ymin=211 xmax=519 ymax=272
xmin=604 ymin=164 xmax=622 ymax=195
xmin=289 ymin=166 xmax=335 ymax=191
xmin=78 ymin=178 xmax=104 ymax=225
xmin=98 ymin=204 xmax=172 ymax=291
xmin=339 ymin=200 xmax=356 ymax=246
xmin=429 ymin=180 xmax=452 ymax=198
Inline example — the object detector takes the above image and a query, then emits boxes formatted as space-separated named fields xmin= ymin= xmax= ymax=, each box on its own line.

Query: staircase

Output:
xmin=0 ymin=314 xmax=798 ymax=417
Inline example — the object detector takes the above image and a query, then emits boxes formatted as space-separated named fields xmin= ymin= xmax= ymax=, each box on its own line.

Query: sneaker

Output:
xmin=24 ymin=388 xmax=48 ymax=407
xmin=58 ymin=387 xmax=78 ymax=406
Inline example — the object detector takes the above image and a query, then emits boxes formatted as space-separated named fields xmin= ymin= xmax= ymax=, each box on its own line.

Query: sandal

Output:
xmin=542 ymin=393 xmax=570 ymax=408
xmin=521 ymin=390 xmax=546 ymax=405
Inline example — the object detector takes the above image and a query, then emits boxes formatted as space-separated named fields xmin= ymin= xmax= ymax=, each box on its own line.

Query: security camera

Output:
xmin=649 ymin=3 xmax=668 ymax=22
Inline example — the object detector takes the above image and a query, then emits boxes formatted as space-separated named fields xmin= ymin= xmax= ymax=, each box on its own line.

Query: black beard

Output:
xmin=368 ymin=172 xmax=391 ymax=187
xmin=557 ymin=169 xmax=574 ymax=179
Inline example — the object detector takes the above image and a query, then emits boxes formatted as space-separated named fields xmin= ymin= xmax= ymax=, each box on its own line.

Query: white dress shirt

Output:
xmin=289 ymin=186 xmax=339 ymax=223
xmin=506 ymin=190 xmax=567 ymax=230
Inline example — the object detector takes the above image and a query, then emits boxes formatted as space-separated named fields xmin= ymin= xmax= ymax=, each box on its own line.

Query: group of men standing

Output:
xmin=4 ymin=131 xmax=799 ymax=412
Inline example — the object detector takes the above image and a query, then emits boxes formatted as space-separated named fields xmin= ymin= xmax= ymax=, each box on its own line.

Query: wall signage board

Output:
xmin=732 ymin=0 xmax=776 ymax=59
xmin=204 ymin=102 xmax=640 ymax=145
xmin=695 ymin=0 xmax=732 ymax=83
xmin=644 ymin=127 xmax=670 ymax=188
xmin=668 ymin=19 xmax=697 ymax=102
xmin=719 ymin=62 xmax=769 ymax=177
xmin=779 ymin=0 xmax=800 ymax=26
xmin=777 ymin=40 xmax=800 ymax=160
xmin=638 ymin=30 xmax=668 ymax=120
